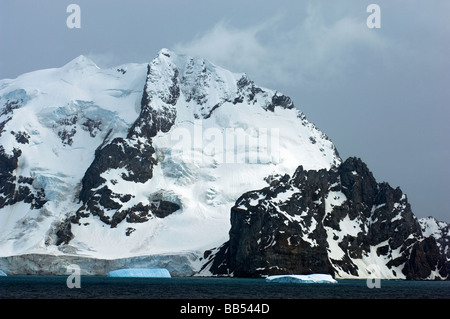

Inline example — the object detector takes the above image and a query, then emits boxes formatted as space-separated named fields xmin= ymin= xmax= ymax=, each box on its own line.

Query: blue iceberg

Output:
xmin=108 ymin=268 xmax=171 ymax=278
xmin=0 ymin=270 xmax=7 ymax=276
xmin=266 ymin=274 xmax=337 ymax=284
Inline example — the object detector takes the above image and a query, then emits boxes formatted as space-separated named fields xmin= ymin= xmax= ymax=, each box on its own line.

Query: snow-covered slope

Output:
xmin=0 ymin=56 xmax=147 ymax=256
xmin=0 ymin=49 xmax=340 ymax=264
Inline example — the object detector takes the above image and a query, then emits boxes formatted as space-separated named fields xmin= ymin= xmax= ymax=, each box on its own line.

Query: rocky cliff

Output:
xmin=204 ymin=157 xmax=449 ymax=280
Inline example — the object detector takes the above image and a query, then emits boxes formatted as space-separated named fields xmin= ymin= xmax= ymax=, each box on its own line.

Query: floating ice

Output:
xmin=266 ymin=274 xmax=337 ymax=284
xmin=108 ymin=268 xmax=171 ymax=278
xmin=0 ymin=270 xmax=7 ymax=276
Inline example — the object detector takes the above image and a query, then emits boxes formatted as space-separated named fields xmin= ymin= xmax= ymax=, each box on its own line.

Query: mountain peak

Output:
xmin=62 ymin=55 xmax=99 ymax=71
xmin=158 ymin=48 xmax=173 ymax=58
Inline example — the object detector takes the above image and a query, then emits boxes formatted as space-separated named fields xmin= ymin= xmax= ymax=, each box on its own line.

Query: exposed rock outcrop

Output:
xmin=205 ymin=157 xmax=449 ymax=279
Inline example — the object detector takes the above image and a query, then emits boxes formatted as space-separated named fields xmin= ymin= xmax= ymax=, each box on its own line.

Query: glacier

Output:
xmin=0 ymin=253 xmax=197 ymax=276
xmin=108 ymin=268 xmax=171 ymax=278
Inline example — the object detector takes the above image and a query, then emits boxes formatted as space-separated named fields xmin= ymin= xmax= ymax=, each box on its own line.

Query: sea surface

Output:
xmin=1 ymin=276 xmax=448 ymax=317
xmin=0 ymin=276 xmax=449 ymax=299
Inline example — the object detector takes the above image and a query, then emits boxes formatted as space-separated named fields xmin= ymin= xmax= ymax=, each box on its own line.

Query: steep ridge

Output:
xmin=203 ymin=158 xmax=449 ymax=279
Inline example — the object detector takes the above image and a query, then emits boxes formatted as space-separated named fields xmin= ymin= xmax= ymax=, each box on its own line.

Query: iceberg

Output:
xmin=266 ymin=274 xmax=337 ymax=284
xmin=0 ymin=270 xmax=7 ymax=276
xmin=108 ymin=268 xmax=171 ymax=278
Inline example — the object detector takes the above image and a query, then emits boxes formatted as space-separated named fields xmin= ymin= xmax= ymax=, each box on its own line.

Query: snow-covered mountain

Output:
xmin=0 ymin=49 xmax=338 ymax=270
xmin=0 ymin=49 xmax=447 ymax=278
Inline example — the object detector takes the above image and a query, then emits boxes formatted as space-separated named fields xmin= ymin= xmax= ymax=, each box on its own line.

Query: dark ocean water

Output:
xmin=0 ymin=276 xmax=449 ymax=299
xmin=1 ymin=276 xmax=448 ymax=317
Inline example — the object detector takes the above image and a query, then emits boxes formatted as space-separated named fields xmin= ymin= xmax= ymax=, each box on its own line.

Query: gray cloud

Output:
xmin=174 ymin=2 xmax=397 ymax=93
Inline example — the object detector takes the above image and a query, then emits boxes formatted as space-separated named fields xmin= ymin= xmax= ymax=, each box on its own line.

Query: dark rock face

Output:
xmin=0 ymin=95 xmax=46 ymax=211
xmin=150 ymin=200 xmax=181 ymax=218
xmin=78 ymin=137 xmax=156 ymax=204
xmin=226 ymin=169 xmax=333 ymax=277
xmin=0 ymin=146 xmax=46 ymax=210
xmin=419 ymin=217 xmax=450 ymax=262
xmin=401 ymin=237 xmax=448 ymax=280
xmin=234 ymin=75 xmax=265 ymax=106
xmin=207 ymin=157 xmax=449 ymax=279
xmin=129 ymin=64 xmax=177 ymax=139
xmin=71 ymin=138 xmax=158 ymax=228
xmin=11 ymin=130 xmax=30 ymax=144
xmin=264 ymin=92 xmax=294 ymax=112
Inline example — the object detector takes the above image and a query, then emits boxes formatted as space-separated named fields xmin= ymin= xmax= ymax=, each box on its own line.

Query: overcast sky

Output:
xmin=0 ymin=0 xmax=449 ymax=222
